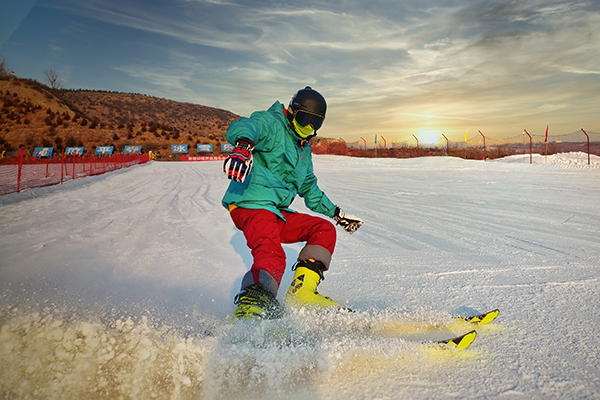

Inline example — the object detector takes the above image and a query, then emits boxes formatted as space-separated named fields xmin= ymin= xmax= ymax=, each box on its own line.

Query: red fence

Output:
xmin=0 ymin=151 xmax=151 ymax=196
xmin=335 ymin=129 xmax=600 ymax=161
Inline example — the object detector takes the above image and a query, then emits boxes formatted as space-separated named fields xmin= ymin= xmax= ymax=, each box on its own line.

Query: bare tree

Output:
xmin=44 ymin=69 xmax=64 ymax=89
xmin=0 ymin=59 xmax=15 ymax=80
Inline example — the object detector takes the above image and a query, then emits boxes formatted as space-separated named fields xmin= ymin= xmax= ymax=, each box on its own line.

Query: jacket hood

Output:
xmin=269 ymin=101 xmax=315 ymax=144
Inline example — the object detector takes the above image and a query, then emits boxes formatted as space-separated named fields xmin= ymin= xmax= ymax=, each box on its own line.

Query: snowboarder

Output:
xmin=222 ymin=86 xmax=363 ymax=319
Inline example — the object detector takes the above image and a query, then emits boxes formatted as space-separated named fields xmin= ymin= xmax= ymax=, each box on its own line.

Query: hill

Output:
xmin=0 ymin=78 xmax=240 ymax=159
xmin=5 ymin=77 xmax=594 ymax=162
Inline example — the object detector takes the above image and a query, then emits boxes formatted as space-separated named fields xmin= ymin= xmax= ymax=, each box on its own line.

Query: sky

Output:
xmin=1 ymin=0 xmax=599 ymax=144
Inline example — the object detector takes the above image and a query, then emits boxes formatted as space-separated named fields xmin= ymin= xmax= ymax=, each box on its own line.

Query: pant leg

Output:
xmin=230 ymin=208 xmax=287 ymax=287
xmin=280 ymin=211 xmax=337 ymax=269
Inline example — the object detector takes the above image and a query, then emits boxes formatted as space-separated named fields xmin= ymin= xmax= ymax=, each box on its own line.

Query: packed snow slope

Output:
xmin=1 ymin=152 xmax=600 ymax=399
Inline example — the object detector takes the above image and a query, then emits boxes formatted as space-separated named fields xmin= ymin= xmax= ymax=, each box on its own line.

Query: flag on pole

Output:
xmin=465 ymin=130 xmax=468 ymax=142
xmin=544 ymin=125 xmax=549 ymax=143
xmin=374 ymin=134 xmax=377 ymax=144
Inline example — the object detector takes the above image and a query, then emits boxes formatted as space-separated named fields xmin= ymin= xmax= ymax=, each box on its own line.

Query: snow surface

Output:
xmin=1 ymin=152 xmax=600 ymax=399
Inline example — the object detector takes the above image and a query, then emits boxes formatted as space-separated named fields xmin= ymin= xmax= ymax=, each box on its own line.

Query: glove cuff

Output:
xmin=333 ymin=206 xmax=344 ymax=223
xmin=236 ymin=138 xmax=255 ymax=151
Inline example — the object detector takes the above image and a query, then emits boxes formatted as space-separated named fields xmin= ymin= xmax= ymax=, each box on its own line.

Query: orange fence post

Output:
xmin=360 ymin=137 xmax=367 ymax=152
xmin=479 ymin=130 xmax=487 ymax=160
xmin=441 ymin=134 xmax=449 ymax=156
xmin=523 ymin=129 xmax=533 ymax=164
xmin=412 ymin=134 xmax=420 ymax=157
xmin=17 ymin=148 xmax=24 ymax=192
xmin=61 ymin=150 xmax=65 ymax=184
xmin=581 ymin=128 xmax=590 ymax=165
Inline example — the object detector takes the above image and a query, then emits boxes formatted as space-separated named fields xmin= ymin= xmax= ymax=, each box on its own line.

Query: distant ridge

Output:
xmin=0 ymin=78 xmax=239 ymax=158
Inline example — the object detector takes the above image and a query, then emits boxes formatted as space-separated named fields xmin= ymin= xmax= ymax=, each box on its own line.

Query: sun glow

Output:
xmin=417 ymin=130 xmax=443 ymax=146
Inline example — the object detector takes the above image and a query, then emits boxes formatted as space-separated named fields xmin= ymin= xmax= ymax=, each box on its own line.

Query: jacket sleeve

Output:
xmin=225 ymin=111 xmax=276 ymax=152
xmin=298 ymin=157 xmax=337 ymax=218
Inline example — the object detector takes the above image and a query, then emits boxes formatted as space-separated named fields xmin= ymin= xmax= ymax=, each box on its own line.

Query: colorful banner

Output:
xmin=197 ymin=144 xmax=213 ymax=153
xmin=95 ymin=146 xmax=114 ymax=155
xmin=545 ymin=125 xmax=549 ymax=143
xmin=65 ymin=147 xmax=85 ymax=156
xmin=33 ymin=147 xmax=54 ymax=157
xmin=221 ymin=143 xmax=234 ymax=152
xmin=171 ymin=144 xmax=188 ymax=154
xmin=123 ymin=145 xmax=142 ymax=154
xmin=181 ymin=156 xmax=227 ymax=161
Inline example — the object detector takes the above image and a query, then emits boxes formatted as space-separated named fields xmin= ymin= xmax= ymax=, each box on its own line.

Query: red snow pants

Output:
xmin=230 ymin=207 xmax=336 ymax=285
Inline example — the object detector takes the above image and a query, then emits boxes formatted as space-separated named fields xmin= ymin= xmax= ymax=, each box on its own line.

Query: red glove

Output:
xmin=223 ymin=139 xmax=254 ymax=183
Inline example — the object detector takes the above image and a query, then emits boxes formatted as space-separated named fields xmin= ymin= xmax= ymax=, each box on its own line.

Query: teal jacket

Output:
xmin=222 ymin=101 xmax=337 ymax=220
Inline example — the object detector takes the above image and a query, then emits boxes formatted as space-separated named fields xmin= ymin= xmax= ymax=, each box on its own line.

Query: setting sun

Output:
xmin=417 ymin=130 xmax=443 ymax=146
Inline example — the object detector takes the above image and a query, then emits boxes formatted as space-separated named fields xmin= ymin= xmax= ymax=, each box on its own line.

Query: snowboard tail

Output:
xmin=456 ymin=309 xmax=499 ymax=325
xmin=435 ymin=330 xmax=477 ymax=350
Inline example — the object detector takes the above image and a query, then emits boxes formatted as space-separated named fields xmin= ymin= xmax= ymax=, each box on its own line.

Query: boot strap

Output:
xmin=293 ymin=259 xmax=326 ymax=281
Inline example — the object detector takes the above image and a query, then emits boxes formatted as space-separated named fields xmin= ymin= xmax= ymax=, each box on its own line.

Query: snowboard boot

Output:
xmin=232 ymin=283 xmax=284 ymax=320
xmin=285 ymin=259 xmax=341 ymax=310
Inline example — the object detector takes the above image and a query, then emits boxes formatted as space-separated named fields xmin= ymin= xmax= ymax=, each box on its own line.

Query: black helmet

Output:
xmin=289 ymin=86 xmax=326 ymax=131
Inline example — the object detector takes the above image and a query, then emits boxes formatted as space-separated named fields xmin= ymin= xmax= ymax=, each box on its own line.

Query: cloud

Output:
xmin=43 ymin=0 xmax=258 ymax=51
xmin=557 ymin=66 xmax=600 ymax=75
xmin=404 ymin=113 xmax=478 ymax=121
xmin=30 ymin=0 xmax=600 ymax=140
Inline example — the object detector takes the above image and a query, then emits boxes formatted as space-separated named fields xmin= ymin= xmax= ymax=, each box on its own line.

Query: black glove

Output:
xmin=223 ymin=139 xmax=254 ymax=183
xmin=333 ymin=207 xmax=363 ymax=234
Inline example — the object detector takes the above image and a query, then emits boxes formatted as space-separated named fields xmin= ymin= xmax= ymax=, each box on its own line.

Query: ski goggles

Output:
xmin=294 ymin=110 xmax=325 ymax=131
xmin=292 ymin=118 xmax=314 ymax=138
